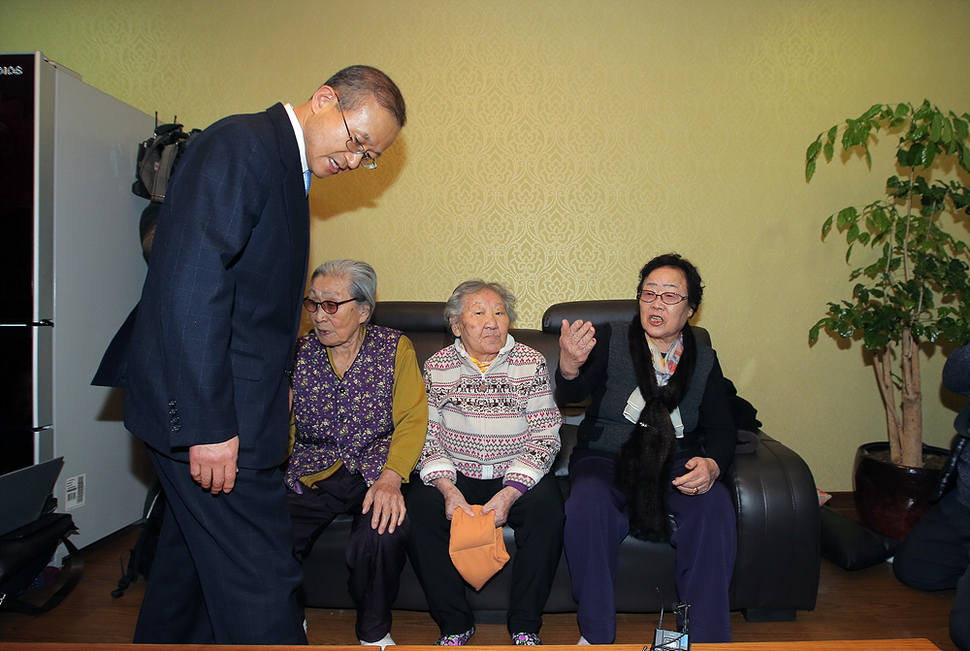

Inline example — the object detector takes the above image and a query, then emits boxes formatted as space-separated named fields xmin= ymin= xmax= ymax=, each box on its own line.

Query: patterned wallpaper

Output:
xmin=4 ymin=0 xmax=970 ymax=489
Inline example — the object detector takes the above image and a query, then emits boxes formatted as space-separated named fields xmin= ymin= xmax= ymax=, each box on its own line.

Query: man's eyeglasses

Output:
xmin=637 ymin=290 xmax=688 ymax=306
xmin=303 ymin=297 xmax=356 ymax=314
xmin=334 ymin=91 xmax=377 ymax=169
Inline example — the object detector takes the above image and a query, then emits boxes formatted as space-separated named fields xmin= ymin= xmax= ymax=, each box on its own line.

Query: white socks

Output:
xmin=360 ymin=632 xmax=395 ymax=649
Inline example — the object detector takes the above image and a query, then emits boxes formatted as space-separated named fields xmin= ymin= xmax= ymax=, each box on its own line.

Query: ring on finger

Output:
xmin=692 ymin=487 xmax=699 ymax=495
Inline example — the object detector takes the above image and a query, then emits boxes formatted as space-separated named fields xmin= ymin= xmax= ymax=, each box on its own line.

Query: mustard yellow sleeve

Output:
xmin=384 ymin=335 xmax=428 ymax=482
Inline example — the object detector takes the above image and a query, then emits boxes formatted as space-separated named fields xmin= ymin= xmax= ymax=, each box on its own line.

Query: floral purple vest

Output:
xmin=285 ymin=325 xmax=401 ymax=491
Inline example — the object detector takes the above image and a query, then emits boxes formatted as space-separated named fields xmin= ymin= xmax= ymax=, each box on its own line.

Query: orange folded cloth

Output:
xmin=448 ymin=505 xmax=510 ymax=590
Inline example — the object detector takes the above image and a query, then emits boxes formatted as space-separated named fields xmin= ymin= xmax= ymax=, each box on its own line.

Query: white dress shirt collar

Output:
xmin=283 ymin=103 xmax=309 ymax=176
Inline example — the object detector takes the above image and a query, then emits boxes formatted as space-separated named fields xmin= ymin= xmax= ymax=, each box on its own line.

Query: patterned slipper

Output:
xmin=434 ymin=626 xmax=476 ymax=646
xmin=512 ymin=632 xmax=542 ymax=645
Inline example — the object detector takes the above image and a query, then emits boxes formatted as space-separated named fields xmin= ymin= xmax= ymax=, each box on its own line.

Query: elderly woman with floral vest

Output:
xmin=285 ymin=259 xmax=427 ymax=649
xmin=405 ymin=280 xmax=564 ymax=647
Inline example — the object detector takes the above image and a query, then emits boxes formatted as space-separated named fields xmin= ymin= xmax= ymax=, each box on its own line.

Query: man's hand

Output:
xmin=481 ymin=486 xmax=521 ymax=527
xmin=189 ymin=436 xmax=240 ymax=495
xmin=362 ymin=469 xmax=406 ymax=534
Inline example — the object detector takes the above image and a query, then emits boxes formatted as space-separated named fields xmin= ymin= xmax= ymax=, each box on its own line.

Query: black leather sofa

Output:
xmin=300 ymin=300 xmax=820 ymax=622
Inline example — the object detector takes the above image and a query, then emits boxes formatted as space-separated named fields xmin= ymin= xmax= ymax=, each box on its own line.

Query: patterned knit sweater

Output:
xmin=418 ymin=335 xmax=562 ymax=490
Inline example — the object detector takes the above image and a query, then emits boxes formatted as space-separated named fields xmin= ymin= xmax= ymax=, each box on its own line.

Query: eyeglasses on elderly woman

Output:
xmin=637 ymin=289 xmax=688 ymax=306
xmin=303 ymin=297 xmax=356 ymax=314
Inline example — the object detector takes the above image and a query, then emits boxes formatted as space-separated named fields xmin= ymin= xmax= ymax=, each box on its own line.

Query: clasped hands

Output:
xmin=433 ymin=478 xmax=520 ymax=527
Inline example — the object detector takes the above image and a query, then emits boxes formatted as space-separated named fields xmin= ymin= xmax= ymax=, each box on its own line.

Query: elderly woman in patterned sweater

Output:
xmin=405 ymin=280 xmax=564 ymax=647
xmin=285 ymin=259 xmax=427 ymax=649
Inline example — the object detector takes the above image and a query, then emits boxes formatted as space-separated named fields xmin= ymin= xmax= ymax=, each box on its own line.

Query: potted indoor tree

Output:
xmin=806 ymin=100 xmax=970 ymax=538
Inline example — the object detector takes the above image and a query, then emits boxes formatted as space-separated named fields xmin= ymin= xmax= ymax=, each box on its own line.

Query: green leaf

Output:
xmin=806 ymin=158 xmax=816 ymax=181
xmin=862 ymin=103 xmax=884 ymax=121
xmin=809 ymin=323 xmax=821 ymax=343
xmin=931 ymin=111 xmax=943 ymax=141
xmin=914 ymin=100 xmax=933 ymax=121
xmin=806 ymin=139 xmax=822 ymax=161
xmin=954 ymin=116 xmax=969 ymax=142
xmin=872 ymin=207 xmax=891 ymax=232
xmin=821 ymin=214 xmax=834 ymax=237
xmin=847 ymin=222 xmax=860 ymax=244
xmin=837 ymin=207 xmax=858 ymax=229
xmin=942 ymin=116 xmax=953 ymax=144
xmin=827 ymin=125 xmax=838 ymax=145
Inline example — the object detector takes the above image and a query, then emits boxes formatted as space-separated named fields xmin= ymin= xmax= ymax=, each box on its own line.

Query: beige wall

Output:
xmin=5 ymin=0 xmax=969 ymax=490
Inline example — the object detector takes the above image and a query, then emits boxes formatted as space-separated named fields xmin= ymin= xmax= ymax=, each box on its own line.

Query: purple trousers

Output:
xmin=287 ymin=466 xmax=409 ymax=643
xmin=563 ymin=455 xmax=736 ymax=643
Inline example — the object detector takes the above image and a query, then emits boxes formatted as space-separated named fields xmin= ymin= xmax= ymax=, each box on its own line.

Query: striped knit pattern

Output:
xmin=419 ymin=336 xmax=562 ymax=490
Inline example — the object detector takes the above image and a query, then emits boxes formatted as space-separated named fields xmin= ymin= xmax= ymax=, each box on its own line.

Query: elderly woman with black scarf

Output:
xmin=556 ymin=253 xmax=737 ymax=644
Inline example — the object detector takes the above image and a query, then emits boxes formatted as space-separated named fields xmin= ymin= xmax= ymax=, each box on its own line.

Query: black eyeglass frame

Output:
xmin=636 ymin=289 xmax=689 ymax=306
xmin=303 ymin=296 xmax=357 ymax=314
xmin=334 ymin=91 xmax=377 ymax=169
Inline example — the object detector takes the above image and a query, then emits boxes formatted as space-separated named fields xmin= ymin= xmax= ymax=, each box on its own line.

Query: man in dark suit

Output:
xmin=894 ymin=344 xmax=970 ymax=651
xmin=94 ymin=65 xmax=406 ymax=644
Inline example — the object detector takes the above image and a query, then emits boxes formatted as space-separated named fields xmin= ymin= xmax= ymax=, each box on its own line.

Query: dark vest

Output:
xmin=582 ymin=321 xmax=714 ymax=456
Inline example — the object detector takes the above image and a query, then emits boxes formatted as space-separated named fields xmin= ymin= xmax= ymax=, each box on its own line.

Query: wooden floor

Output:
xmin=0 ymin=496 xmax=958 ymax=650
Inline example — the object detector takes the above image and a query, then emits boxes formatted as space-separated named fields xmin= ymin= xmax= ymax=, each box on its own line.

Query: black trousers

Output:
xmin=135 ymin=448 xmax=306 ymax=645
xmin=405 ymin=472 xmax=564 ymax=636
xmin=287 ymin=466 xmax=409 ymax=642
xmin=893 ymin=489 xmax=970 ymax=651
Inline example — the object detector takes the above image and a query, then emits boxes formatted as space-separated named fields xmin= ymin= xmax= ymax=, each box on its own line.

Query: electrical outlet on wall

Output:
xmin=65 ymin=474 xmax=85 ymax=510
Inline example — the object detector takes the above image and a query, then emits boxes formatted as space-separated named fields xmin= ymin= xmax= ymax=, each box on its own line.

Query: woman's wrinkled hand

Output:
xmin=434 ymin=477 xmax=475 ymax=520
xmin=481 ymin=486 xmax=521 ymax=527
xmin=559 ymin=319 xmax=596 ymax=380
xmin=362 ymin=469 xmax=406 ymax=534
xmin=671 ymin=457 xmax=720 ymax=496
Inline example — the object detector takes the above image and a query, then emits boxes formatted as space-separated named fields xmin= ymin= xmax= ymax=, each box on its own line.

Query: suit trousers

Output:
xmin=287 ymin=466 xmax=409 ymax=642
xmin=134 ymin=448 xmax=307 ymax=645
xmin=405 ymin=472 xmax=565 ymax=637
xmin=563 ymin=455 xmax=736 ymax=644
xmin=893 ymin=489 xmax=970 ymax=651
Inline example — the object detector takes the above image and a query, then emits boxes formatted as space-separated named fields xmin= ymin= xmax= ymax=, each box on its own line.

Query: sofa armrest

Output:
xmin=726 ymin=430 xmax=820 ymax=616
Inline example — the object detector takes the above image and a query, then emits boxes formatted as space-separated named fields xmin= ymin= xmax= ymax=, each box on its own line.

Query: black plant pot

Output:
xmin=852 ymin=442 xmax=948 ymax=541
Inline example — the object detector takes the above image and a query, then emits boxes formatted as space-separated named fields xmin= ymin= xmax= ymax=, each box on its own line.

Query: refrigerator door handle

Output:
xmin=0 ymin=320 xmax=54 ymax=327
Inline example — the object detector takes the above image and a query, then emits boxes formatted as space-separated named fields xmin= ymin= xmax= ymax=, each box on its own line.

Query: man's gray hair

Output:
xmin=324 ymin=65 xmax=407 ymax=128
xmin=311 ymin=259 xmax=377 ymax=322
xmin=444 ymin=280 xmax=517 ymax=327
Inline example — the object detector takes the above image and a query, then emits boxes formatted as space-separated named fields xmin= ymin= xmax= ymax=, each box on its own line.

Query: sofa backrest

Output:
xmin=370 ymin=300 xmax=710 ymax=398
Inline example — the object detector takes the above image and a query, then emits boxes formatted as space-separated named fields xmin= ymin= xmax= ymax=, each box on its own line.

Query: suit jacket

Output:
xmin=95 ymin=103 xmax=310 ymax=469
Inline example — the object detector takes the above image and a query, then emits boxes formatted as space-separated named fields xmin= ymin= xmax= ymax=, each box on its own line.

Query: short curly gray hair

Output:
xmin=444 ymin=280 xmax=517 ymax=327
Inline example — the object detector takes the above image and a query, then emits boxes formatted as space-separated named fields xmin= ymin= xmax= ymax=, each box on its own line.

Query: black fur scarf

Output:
xmin=614 ymin=318 xmax=696 ymax=541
